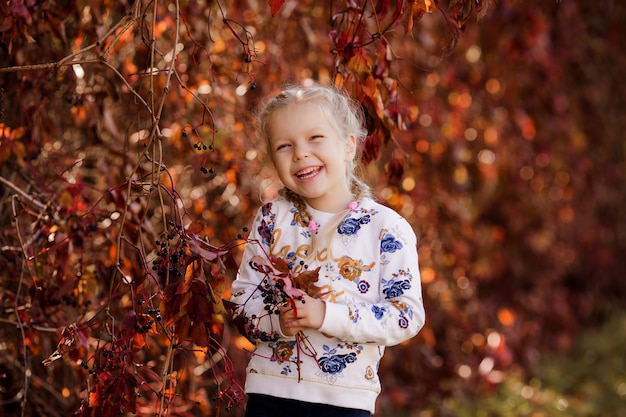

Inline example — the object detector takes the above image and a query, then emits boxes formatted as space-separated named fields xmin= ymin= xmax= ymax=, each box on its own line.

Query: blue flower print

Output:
xmin=319 ymin=350 xmax=357 ymax=375
xmin=382 ymin=279 xmax=412 ymax=299
xmin=358 ymin=214 xmax=371 ymax=225
xmin=285 ymin=251 xmax=297 ymax=269
xmin=357 ymin=280 xmax=370 ymax=294
xmin=288 ymin=207 xmax=300 ymax=227
xmin=380 ymin=233 xmax=403 ymax=253
xmin=337 ymin=215 xmax=371 ymax=236
xmin=371 ymin=305 xmax=387 ymax=320
xmin=398 ymin=315 xmax=409 ymax=329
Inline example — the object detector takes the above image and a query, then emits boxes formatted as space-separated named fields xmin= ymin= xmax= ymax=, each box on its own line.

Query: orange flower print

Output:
xmin=339 ymin=258 xmax=362 ymax=281
xmin=272 ymin=340 xmax=295 ymax=363
xmin=337 ymin=256 xmax=375 ymax=281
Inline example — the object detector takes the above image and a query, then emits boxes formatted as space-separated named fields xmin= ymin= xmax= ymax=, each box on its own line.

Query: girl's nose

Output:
xmin=293 ymin=143 xmax=309 ymax=160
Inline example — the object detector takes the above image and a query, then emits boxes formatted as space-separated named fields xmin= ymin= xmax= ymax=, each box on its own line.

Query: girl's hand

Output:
xmin=279 ymin=294 xmax=326 ymax=336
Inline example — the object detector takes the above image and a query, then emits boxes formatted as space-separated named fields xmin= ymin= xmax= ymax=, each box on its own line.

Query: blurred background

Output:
xmin=1 ymin=1 xmax=624 ymax=416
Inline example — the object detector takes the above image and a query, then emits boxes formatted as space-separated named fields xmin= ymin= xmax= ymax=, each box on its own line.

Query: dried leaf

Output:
xmin=291 ymin=267 xmax=322 ymax=298
xmin=404 ymin=0 xmax=437 ymax=33
xmin=347 ymin=48 xmax=372 ymax=75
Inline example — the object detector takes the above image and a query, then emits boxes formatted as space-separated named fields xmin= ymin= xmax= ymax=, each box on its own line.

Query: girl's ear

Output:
xmin=344 ymin=134 xmax=357 ymax=161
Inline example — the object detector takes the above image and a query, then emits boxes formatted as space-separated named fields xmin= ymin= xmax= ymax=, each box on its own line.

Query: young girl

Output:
xmin=230 ymin=84 xmax=425 ymax=417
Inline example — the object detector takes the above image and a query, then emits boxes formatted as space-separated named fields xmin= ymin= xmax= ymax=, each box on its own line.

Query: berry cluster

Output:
xmin=151 ymin=222 xmax=186 ymax=279
xmin=78 ymin=360 xmax=98 ymax=379
xmin=183 ymin=129 xmax=217 ymax=175
xmin=236 ymin=226 xmax=249 ymax=240
xmin=135 ymin=300 xmax=162 ymax=333
xmin=260 ymin=277 xmax=289 ymax=315
xmin=242 ymin=312 xmax=280 ymax=343
xmin=192 ymin=142 xmax=209 ymax=151
xmin=241 ymin=277 xmax=296 ymax=343
xmin=135 ymin=318 xmax=154 ymax=334
xmin=79 ymin=345 xmax=127 ymax=382
xmin=146 ymin=307 xmax=162 ymax=322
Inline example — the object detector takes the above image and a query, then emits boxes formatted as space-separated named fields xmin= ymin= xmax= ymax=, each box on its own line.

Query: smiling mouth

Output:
xmin=295 ymin=166 xmax=321 ymax=179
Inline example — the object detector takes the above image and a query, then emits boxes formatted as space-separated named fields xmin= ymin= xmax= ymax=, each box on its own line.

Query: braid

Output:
xmin=279 ymin=187 xmax=320 ymax=268
xmin=279 ymin=187 xmax=313 ymax=226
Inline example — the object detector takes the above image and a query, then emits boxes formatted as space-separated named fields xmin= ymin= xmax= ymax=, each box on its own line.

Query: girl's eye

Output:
xmin=276 ymin=143 xmax=291 ymax=151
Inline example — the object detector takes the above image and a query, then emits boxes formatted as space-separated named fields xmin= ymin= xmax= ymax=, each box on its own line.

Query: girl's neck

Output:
xmin=301 ymin=197 xmax=360 ymax=266
xmin=305 ymin=194 xmax=355 ymax=213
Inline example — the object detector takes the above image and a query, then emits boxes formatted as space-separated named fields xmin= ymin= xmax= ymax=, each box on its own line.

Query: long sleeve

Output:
xmin=229 ymin=203 xmax=287 ymax=342
xmin=317 ymin=214 xmax=425 ymax=346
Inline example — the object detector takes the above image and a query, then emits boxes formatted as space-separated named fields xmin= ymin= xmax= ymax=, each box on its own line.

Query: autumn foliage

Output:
xmin=1 ymin=1 xmax=625 ymax=416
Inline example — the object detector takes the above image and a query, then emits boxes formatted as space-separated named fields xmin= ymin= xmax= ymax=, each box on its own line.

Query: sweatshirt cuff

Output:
xmin=318 ymin=301 xmax=350 ymax=339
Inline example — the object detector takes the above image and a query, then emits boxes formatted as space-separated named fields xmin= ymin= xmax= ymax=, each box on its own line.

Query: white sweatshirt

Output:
xmin=230 ymin=197 xmax=425 ymax=413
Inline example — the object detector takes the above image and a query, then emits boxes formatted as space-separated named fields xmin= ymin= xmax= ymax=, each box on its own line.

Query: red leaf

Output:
xmin=222 ymin=299 xmax=238 ymax=312
xmin=190 ymin=278 xmax=209 ymax=294
xmin=363 ymin=133 xmax=383 ymax=165
xmin=270 ymin=256 xmax=290 ymax=274
xmin=175 ymin=315 xmax=191 ymax=342
xmin=268 ymin=0 xmax=285 ymax=16
xmin=189 ymin=322 xmax=210 ymax=346
xmin=386 ymin=157 xmax=405 ymax=182
xmin=120 ymin=373 xmax=138 ymax=413
xmin=9 ymin=0 xmax=32 ymax=24
xmin=185 ymin=220 xmax=204 ymax=234
xmin=0 ymin=16 xmax=14 ymax=33
xmin=333 ymin=29 xmax=352 ymax=51
xmin=120 ymin=311 xmax=137 ymax=344
xmin=190 ymin=291 xmax=213 ymax=322
xmin=160 ymin=285 xmax=183 ymax=325
xmin=121 ymin=311 xmax=137 ymax=331
xmin=232 ymin=310 xmax=247 ymax=339
xmin=291 ymin=267 xmax=322 ymax=298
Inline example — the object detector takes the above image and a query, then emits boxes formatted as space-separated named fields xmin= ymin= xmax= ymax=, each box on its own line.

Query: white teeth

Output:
xmin=296 ymin=167 xmax=320 ymax=178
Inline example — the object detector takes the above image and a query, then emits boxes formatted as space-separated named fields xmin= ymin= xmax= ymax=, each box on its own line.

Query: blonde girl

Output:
xmin=230 ymin=84 xmax=425 ymax=417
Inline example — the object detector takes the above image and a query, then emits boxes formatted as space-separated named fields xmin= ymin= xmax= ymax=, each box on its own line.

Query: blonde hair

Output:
xmin=257 ymin=84 xmax=372 ymax=266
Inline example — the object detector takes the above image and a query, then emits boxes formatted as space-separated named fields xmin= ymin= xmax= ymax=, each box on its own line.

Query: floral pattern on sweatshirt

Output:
xmin=316 ymin=343 xmax=363 ymax=383
xmin=228 ymin=197 xmax=425 ymax=414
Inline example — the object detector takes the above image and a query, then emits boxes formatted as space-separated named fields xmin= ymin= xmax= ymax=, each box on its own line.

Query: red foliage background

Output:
xmin=1 ymin=1 xmax=624 ymax=416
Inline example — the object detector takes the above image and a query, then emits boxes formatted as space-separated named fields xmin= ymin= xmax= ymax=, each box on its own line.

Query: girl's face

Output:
xmin=268 ymin=102 xmax=357 ymax=212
